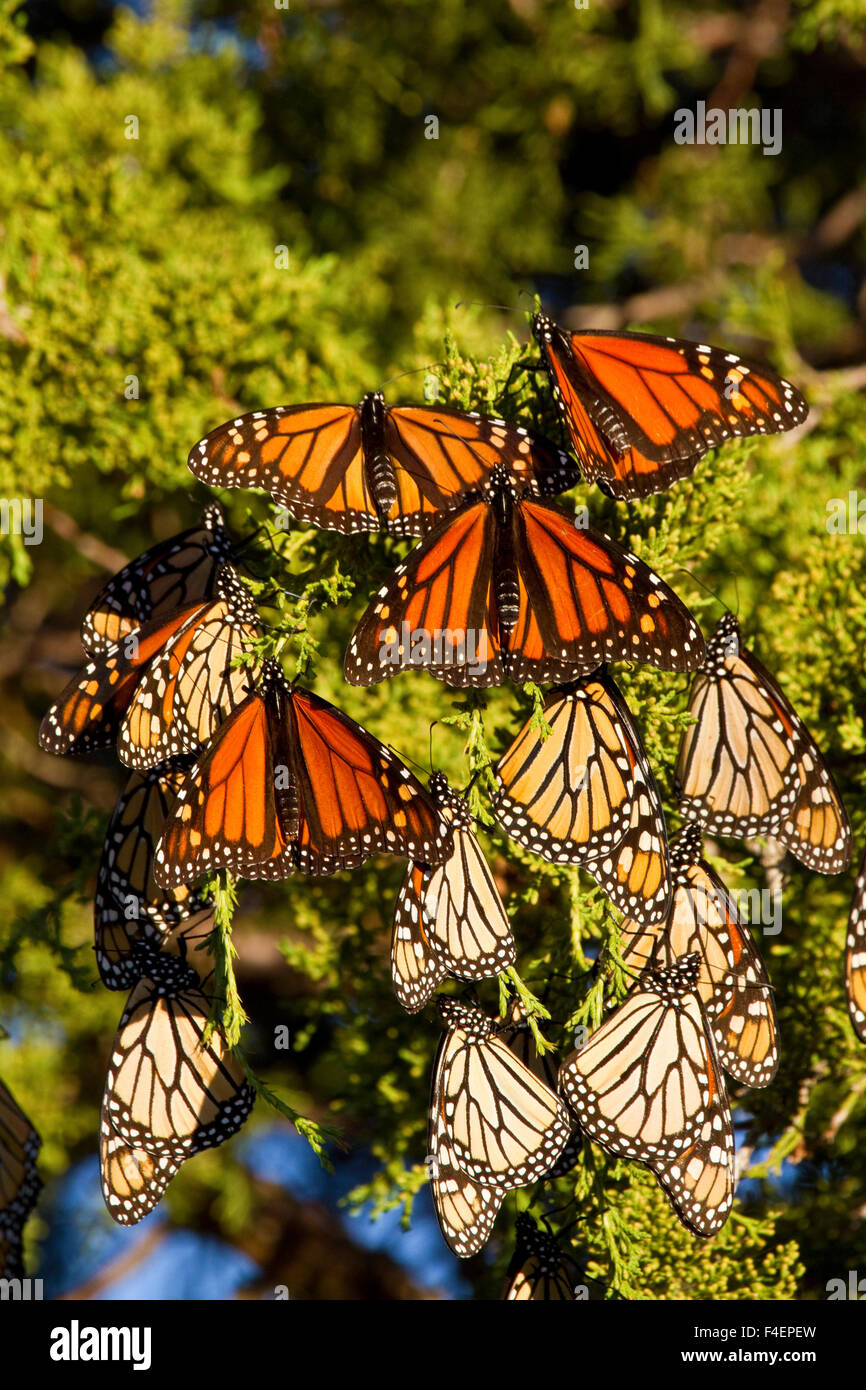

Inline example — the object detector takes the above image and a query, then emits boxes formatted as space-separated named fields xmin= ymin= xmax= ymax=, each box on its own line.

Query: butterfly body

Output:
xmin=189 ymin=395 xmax=578 ymax=537
xmin=346 ymin=473 xmax=704 ymax=687
xmin=359 ymin=391 xmax=399 ymax=518
xmin=154 ymin=661 xmax=453 ymax=886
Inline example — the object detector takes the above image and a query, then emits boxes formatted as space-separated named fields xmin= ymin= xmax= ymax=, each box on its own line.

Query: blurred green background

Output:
xmin=1 ymin=0 xmax=865 ymax=1299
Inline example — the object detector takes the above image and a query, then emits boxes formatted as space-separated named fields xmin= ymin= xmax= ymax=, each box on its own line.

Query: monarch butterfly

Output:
xmin=559 ymin=955 xmax=734 ymax=1237
xmin=502 ymin=1212 xmax=584 ymax=1300
xmin=82 ymin=503 xmax=234 ymax=656
xmin=154 ymin=660 xmax=453 ymax=888
xmin=846 ymin=847 xmax=866 ymax=1044
xmin=391 ymin=773 xmax=515 ymax=1012
xmin=118 ymin=567 xmax=261 ymax=771
xmin=95 ymin=766 xmax=213 ymax=990
xmin=619 ymin=824 xmax=778 ymax=1087
xmin=533 ymin=314 xmax=808 ymax=501
xmin=430 ymin=997 xmax=572 ymax=1190
xmin=101 ymin=912 xmax=254 ymax=1165
xmin=188 ymin=394 xmax=579 ymax=537
xmin=345 ymin=468 xmax=705 ymax=688
xmin=39 ymin=568 xmax=259 ymax=760
xmin=428 ymin=1089 xmax=504 ymax=1258
xmin=675 ymin=613 xmax=851 ymax=874
xmin=493 ymin=671 xmax=671 ymax=926
xmin=559 ymin=955 xmax=728 ymax=1160
xmin=0 ymin=1079 xmax=42 ymax=1278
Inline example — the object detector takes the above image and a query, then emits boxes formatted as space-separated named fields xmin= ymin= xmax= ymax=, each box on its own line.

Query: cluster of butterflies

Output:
xmin=9 ymin=311 xmax=862 ymax=1296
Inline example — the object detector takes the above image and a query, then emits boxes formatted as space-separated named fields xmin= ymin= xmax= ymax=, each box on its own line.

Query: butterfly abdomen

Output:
xmin=360 ymin=391 xmax=398 ymax=519
xmin=496 ymin=569 xmax=521 ymax=632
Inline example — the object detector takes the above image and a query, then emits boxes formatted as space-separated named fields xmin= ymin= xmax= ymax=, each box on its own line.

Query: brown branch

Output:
xmin=705 ymin=0 xmax=790 ymax=113
xmin=43 ymin=502 xmax=129 ymax=574
xmin=806 ymin=183 xmax=866 ymax=256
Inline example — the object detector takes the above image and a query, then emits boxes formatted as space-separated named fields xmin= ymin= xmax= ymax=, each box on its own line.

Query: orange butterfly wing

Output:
xmin=346 ymin=488 xmax=703 ymax=688
xmin=345 ymin=499 xmax=504 ymax=687
xmin=506 ymin=498 xmax=705 ymax=680
xmin=154 ymin=690 xmax=288 ymax=888
xmin=383 ymin=406 xmax=578 ymax=534
xmin=189 ymin=404 xmax=373 ymax=533
xmin=288 ymin=688 xmax=453 ymax=872
xmin=534 ymin=315 xmax=807 ymax=499
xmin=39 ymin=604 xmax=206 ymax=756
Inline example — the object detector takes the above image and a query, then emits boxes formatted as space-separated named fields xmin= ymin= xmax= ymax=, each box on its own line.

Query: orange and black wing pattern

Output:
xmin=189 ymin=395 xmax=579 ymax=537
xmin=100 ymin=1116 xmax=181 ymax=1227
xmin=155 ymin=664 xmax=452 ymax=887
xmin=620 ymin=824 xmax=778 ymax=1087
xmin=652 ymin=1029 xmax=735 ymax=1239
xmin=506 ymin=496 xmax=704 ymax=682
xmin=119 ymin=568 xmax=261 ymax=771
xmin=391 ymin=773 xmax=515 ymax=1012
xmin=494 ymin=671 xmax=671 ymax=925
xmin=95 ymin=766 xmax=212 ymax=990
xmin=82 ymin=503 xmax=233 ymax=656
xmin=39 ymin=603 xmax=208 ymax=757
xmin=533 ymin=314 xmax=807 ymax=500
xmin=676 ymin=613 xmax=851 ymax=873
xmin=288 ymin=686 xmax=453 ymax=874
xmin=383 ymin=405 xmax=578 ymax=534
xmin=503 ymin=1213 xmax=582 ymax=1300
xmin=345 ymin=479 xmax=704 ymax=688
xmin=154 ymin=681 xmax=288 ymax=888
xmin=189 ymin=404 xmax=373 ymax=534
xmin=345 ymin=497 xmax=503 ymax=687
xmin=101 ymin=924 xmax=254 ymax=1164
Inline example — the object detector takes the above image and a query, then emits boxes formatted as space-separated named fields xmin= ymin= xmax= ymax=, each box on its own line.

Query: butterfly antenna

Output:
xmin=428 ymin=721 xmax=438 ymax=775
xmin=453 ymin=300 xmax=520 ymax=313
xmin=387 ymin=743 xmax=429 ymax=782
xmin=380 ymin=360 xmax=449 ymax=391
